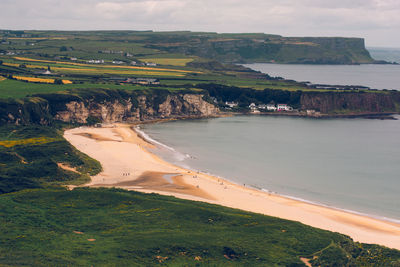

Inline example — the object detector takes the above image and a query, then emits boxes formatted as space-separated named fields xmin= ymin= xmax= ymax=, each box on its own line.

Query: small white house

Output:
xmin=146 ymin=62 xmax=157 ymax=66
xmin=225 ymin=101 xmax=238 ymax=108
xmin=258 ymin=104 xmax=267 ymax=110
xmin=249 ymin=103 xmax=257 ymax=109
xmin=277 ymin=104 xmax=293 ymax=111
xmin=266 ymin=104 xmax=277 ymax=111
xmin=87 ymin=59 xmax=104 ymax=64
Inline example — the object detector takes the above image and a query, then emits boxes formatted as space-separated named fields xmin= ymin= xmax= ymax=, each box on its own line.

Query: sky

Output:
xmin=1 ymin=0 xmax=399 ymax=47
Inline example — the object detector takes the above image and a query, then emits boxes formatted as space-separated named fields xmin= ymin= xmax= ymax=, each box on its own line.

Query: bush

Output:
xmin=54 ymin=78 xmax=63 ymax=85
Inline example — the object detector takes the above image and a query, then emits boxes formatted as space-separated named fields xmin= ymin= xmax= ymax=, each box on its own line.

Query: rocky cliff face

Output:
xmin=54 ymin=93 xmax=219 ymax=124
xmin=153 ymin=34 xmax=374 ymax=64
xmin=300 ymin=92 xmax=400 ymax=114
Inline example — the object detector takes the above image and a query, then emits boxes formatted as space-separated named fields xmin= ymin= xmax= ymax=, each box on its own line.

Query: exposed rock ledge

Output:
xmin=54 ymin=94 xmax=219 ymax=124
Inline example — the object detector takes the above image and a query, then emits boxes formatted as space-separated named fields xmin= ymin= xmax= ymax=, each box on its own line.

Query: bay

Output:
xmin=141 ymin=115 xmax=400 ymax=221
xmin=243 ymin=63 xmax=400 ymax=90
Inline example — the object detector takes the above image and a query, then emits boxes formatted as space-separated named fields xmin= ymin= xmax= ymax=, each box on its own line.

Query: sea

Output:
xmin=243 ymin=63 xmax=400 ymax=90
xmin=140 ymin=115 xmax=400 ymax=222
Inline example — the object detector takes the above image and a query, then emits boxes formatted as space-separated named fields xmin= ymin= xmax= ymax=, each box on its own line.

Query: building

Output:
xmin=277 ymin=104 xmax=293 ymax=111
xmin=266 ymin=104 xmax=277 ymax=111
xmin=145 ymin=62 xmax=157 ymax=66
xmin=87 ymin=59 xmax=104 ymax=64
xmin=258 ymin=104 xmax=267 ymax=110
xmin=112 ymin=60 xmax=124 ymax=65
xmin=249 ymin=103 xmax=257 ymax=109
xmin=225 ymin=101 xmax=238 ymax=108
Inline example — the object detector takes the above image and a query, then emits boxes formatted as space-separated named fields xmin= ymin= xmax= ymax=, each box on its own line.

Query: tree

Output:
xmin=0 ymin=60 xmax=3 ymax=65
xmin=59 ymin=46 xmax=68 ymax=52
xmin=54 ymin=79 xmax=64 ymax=85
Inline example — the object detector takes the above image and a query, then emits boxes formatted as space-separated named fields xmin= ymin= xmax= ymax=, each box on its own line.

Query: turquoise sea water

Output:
xmin=141 ymin=115 xmax=400 ymax=221
xmin=243 ymin=63 xmax=400 ymax=90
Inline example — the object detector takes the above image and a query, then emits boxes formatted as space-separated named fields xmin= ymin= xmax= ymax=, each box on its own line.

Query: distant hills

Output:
xmin=0 ymin=30 xmax=377 ymax=64
xmin=142 ymin=32 xmax=376 ymax=64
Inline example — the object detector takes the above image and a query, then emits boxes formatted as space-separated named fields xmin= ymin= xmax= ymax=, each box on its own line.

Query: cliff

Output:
xmin=2 ymin=87 xmax=400 ymax=126
xmin=200 ymin=83 xmax=400 ymax=115
xmin=300 ymin=91 xmax=400 ymax=114
xmin=146 ymin=32 xmax=375 ymax=64
xmin=0 ymin=90 xmax=219 ymax=125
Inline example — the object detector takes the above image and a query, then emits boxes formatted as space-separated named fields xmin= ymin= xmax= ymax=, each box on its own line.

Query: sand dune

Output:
xmin=64 ymin=123 xmax=400 ymax=250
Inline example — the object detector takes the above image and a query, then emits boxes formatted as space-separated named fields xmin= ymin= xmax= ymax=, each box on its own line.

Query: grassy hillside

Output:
xmin=0 ymin=124 xmax=400 ymax=266
xmin=0 ymin=124 xmax=101 ymax=194
xmin=1 ymin=187 xmax=400 ymax=266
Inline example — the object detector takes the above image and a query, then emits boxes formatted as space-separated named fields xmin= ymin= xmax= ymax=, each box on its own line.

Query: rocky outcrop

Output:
xmin=54 ymin=93 xmax=219 ymax=124
xmin=300 ymin=92 xmax=400 ymax=114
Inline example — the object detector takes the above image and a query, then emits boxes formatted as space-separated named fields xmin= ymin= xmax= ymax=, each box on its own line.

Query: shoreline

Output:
xmin=64 ymin=123 xmax=400 ymax=250
xmin=135 ymin=124 xmax=400 ymax=225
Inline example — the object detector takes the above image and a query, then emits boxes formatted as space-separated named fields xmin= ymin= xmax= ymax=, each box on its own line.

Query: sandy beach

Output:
xmin=64 ymin=123 xmax=400 ymax=250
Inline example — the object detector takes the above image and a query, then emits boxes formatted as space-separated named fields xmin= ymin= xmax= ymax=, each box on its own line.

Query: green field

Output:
xmin=1 ymin=30 xmax=320 ymax=97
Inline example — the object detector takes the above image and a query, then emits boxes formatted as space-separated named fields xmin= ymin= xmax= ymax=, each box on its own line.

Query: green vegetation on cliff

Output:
xmin=0 ymin=124 xmax=101 ymax=194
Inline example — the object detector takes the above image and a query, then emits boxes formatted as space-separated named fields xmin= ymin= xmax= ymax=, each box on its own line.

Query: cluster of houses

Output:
xmin=0 ymin=51 xmax=21 ymax=56
xmin=112 ymin=60 xmax=124 ymax=65
xmin=87 ymin=59 xmax=105 ymax=64
xmin=249 ymin=103 xmax=293 ymax=113
xmin=84 ymin=59 xmax=157 ymax=67
xmin=224 ymin=101 xmax=293 ymax=112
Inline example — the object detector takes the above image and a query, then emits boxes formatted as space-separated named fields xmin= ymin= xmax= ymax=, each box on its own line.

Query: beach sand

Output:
xmin=64 ymin=123 xmax=400 ymax=250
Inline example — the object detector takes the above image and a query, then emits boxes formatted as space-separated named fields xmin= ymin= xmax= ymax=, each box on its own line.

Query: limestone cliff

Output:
xmin=0 ymin=90 xmax=219 ymax=125
xmin=54 ymin=93 xmax=219 ymax=124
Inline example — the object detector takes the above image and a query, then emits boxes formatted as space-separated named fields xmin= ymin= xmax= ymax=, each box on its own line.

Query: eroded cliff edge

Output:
xmin=0 ymin=90 xmax=219 ymax=125
xmin=1 ymin=88 xmax=400 ymax=126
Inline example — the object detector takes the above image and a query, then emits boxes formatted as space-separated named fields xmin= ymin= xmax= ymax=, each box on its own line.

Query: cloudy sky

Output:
xmin=1 ymin=0 xmax=399 ymax=47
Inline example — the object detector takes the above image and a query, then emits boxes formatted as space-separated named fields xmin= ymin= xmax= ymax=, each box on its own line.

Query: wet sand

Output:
xmin=64 ymin=123 xmax=400 ymax=250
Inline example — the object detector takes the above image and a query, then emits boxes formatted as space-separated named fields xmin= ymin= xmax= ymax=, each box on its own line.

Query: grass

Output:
xmin=0 ymin=79 xmax=151 ymax=99
xmin=0 ymin=124 xmax=101 ymax=193
xmin=138 ymin=57 xmax=195 ymax=66
xmin=1 ymin=187 xmax=399 ymax=266
xmin=12 ymin=57 xmax=201 ymax=74
xmin=0 ymin=136 xmax=60 ymax=148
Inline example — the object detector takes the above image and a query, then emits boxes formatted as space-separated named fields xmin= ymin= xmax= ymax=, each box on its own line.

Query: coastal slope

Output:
xmin=64 ymin=124 xmax=400 ymax=250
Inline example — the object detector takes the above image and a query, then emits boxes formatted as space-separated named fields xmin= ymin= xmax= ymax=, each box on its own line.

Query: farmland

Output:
xmin=1 ymin=30 xmax=318 ymax=100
